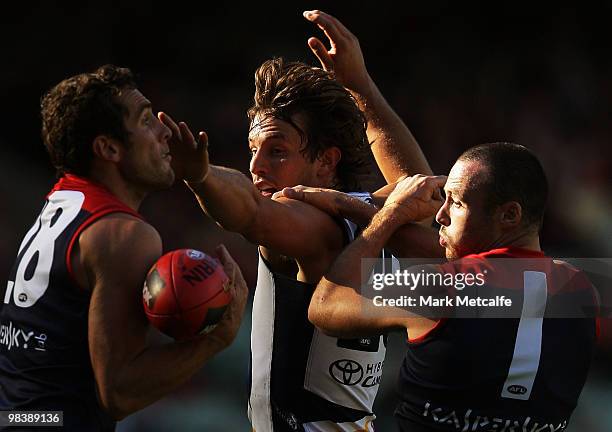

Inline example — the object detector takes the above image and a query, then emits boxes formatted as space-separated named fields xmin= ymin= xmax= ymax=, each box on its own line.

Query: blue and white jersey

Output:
xmin=248 ymin=192 xmax=389 ymax=432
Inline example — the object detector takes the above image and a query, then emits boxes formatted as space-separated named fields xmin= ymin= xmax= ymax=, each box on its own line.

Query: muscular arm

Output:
xmin=278 ymin=184 xmax=444 ymax=258
xmin=309 ymin=175 xmax=447 ymax=337
xmin=304 ymin=10 xmax=432 ymax=183
xmin=160 ymin=110 xmax=345 ymax=279
xmin=80 ymin=215 xmax=245 ymax=419
xmin=353 ymin=79 xmax=432 ymax=182
xmin=310 ymin=206 xmax=436 ymax=338
xmin=187 ymin=167 xmax=344 ymax=280
xmin=187 ymin=165 xmax=261 ymax=235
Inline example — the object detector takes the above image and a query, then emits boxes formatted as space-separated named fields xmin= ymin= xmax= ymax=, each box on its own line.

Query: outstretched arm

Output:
xmin=187 ymin=166 xmax=343 ymax=268
xmin=158 ymin=112 xmax=345 ymax=273
xmin=304 ymin=10 xmax=432 ymax=183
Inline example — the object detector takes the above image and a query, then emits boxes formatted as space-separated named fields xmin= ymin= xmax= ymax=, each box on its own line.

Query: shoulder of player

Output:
xmin=267 ymin=196 xmax=343 ymax=239
xmin=271 ymin=195 xmax=332 ymax=216
xmin=551 ymin=259 xmax=598 ymax=296
xmin=78 ymin=213 xmax=162 ymax=269
xmin=552 ymin=258 xmax=581 ymax=274
xmin=248 ymin=196 xmax=345 ymax=262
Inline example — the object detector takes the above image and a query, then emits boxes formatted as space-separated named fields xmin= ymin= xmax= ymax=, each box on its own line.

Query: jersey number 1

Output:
xmin=501 ymin=271 xmax=548 ymax=400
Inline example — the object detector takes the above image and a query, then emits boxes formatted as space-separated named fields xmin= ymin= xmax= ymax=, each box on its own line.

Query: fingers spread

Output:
xmin=197 ymin=131 xmax=209 ymax=151
xmin=159 ymin=112 xmax=181 ymax=141
xmin=308 ymin=37 xmax=334 ymax=71
xmin=304 ymin=10 xmax=342 ymax=39
xmin=303 ymin=10 xmax=345 ymax=50
xmin=178 ymin=121 xmax=197 ymax=149
xmin=304 ymin=10 xmax=347 ymax=40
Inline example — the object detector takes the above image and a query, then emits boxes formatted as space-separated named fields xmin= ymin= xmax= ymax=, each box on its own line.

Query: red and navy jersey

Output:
xmin=0 ymin=174 xmax=141 ymax=431
xmin=395 ymin=247 xmax=598 ymax=432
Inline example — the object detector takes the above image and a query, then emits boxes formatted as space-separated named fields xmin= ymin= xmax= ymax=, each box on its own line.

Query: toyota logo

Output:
xmin=329 ymin=359 xmax=364 ymax=386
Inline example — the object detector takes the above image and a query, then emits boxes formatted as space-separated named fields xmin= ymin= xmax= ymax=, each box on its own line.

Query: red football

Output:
xmin=142 ymin=249 xmax=231 ymax=340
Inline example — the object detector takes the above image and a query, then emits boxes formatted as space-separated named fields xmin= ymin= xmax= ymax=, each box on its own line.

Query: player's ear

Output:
xmin=316 ymin=146 xmax=341 ymax=177
xmin=499 ymin=201 xmax=522 ymax=228
xmin=92 ymin=135 xmax=123 ymax=163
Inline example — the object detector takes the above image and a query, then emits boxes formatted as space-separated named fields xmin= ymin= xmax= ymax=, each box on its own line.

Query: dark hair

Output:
xmin=459 ymin=142 xmax=548 ymax=230
xmin=41 ymin=64 xmax=137 ymax=177
xmin=247 ymin=58 xmax=370 ymax=191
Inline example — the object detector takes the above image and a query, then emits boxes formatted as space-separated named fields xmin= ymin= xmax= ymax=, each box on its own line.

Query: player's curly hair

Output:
xmin=41 ymin=64 xmax=136 ymax=177
xmin=248 ymin=58 xmax=370 ymax=191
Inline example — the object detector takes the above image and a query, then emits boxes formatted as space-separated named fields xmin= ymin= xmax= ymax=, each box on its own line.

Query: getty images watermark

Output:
xmin=360 ymin=257 xmax=612 ymax=319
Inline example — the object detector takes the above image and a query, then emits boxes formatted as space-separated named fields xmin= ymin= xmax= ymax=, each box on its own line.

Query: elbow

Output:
xmin=218 ymin=217 xmax=254 ymax=235
xmin=308 ymin=298 xmax=347 ymax=338
xmin=220 ymin=206 xmax=261 ymax=239
xmin=308 ymin=301 xmax=326 ymax=331
xmin=97 ymin=381 xmax=134 ymax=421
xmin=98 ymin=394 xmax=128 ymax=421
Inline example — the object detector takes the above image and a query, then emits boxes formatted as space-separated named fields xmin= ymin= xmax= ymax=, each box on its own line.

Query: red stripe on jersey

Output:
xmin=407 ymin=319 xmax=447 ymax=344
xmin=440 ymin=247 xmax=594 ymax=296
xmin=51 ymin=174 xmax=143 ymax=290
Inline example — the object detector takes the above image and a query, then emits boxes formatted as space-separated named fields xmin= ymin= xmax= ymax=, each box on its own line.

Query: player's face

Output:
xmin=436 ymin=159 xmax=500 ymax=260
xmin=248 ymin=114 xmax=322 ymax=197
xmin=117 ymin=89 xmax=174 ymax=190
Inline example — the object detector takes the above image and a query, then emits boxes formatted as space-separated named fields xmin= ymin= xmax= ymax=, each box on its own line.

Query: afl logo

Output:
xmin=329 ymin=359 xmax=364 ymax=386
xmin=507 ymin=385 xmax=527 ymax=395
xmin=186 ymin=249 xmax=205 ymax=260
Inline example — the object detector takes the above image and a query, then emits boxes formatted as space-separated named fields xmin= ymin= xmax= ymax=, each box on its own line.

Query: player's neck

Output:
xmin=490 ymin=231 xmax=541 ymax=253
xmin=507 ymin=235 xmax=541 ymax=252
xmin=88 ymin=167 xmax=146 ymax=211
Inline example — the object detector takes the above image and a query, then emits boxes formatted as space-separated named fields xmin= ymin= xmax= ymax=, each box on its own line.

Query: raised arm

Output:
xmin=303 ymin=10 xmax=432 ymax=182
xmin=81 ymin=215 xmax=247 ymax=420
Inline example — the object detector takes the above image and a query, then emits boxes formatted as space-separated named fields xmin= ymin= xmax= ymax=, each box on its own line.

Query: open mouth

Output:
xmin=258 ymin=187 xmax=277 ymax=197
xmin=254 ymin=181 xmax=277 ymax=197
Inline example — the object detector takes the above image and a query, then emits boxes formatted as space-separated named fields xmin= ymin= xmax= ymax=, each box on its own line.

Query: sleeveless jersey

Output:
xmin=248 ymin=192 xmax=389 ymax=432
xmin=0 ymin=174 xmax=141 ymax=431
xmin=395 ymin=247 xmax=598 ymax=432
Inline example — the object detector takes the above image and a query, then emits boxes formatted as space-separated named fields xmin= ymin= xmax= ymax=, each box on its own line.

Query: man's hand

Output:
xmin=303 ymin=10 xmax=371 ymax=95
xmin=204 ymin=244 xmax=248 ymax=349
xmin=303 ymin=10 xmax=433 ymax=185
xmin=273 ymin=185 xmax=345 ymax=218
xmin=384 ymin=175 xmax=447 ymax=223
xmin=274 ymin=186 xmax=379 ymax=228
xmin=158 ymin=112 xmax=209 ymax=183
